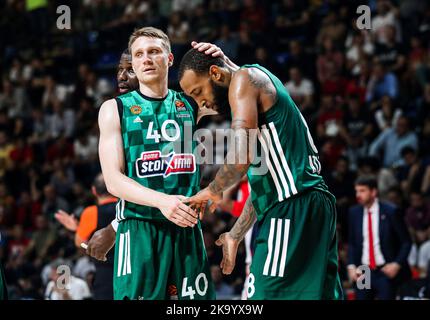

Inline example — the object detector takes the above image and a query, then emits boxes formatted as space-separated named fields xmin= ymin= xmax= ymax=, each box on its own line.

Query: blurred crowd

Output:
xmin=1 ymin=0 xmax=430 ymax=299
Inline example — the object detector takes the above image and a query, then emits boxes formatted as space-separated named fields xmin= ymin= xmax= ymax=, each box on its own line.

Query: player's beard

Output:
xmin=210 ymin=80 xmax=230 ymax=115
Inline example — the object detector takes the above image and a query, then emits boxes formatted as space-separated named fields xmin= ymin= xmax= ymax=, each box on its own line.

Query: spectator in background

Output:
xmin=340 ymin=94 xmax=374 ymax=145
xmin=22 ymin=215 xmax=56 ymax=269
xmin=316 ymin=11 xmax=347 ymax=47
xmin=254 ymin=47 xmax=279 ymax=76
xmin=41 ymin=76 xmax=69 ymax=110
xmin=236 ymin=25 xmax=256 ymax=65
xmin=24 ymin=57 xmax=46 ymax=106
xmin=214 ymin=24 xmax=239 ymax=61
xmin=15 ymin=191 xmax=41 ymax=232
xmin=172 ymin=0 xmax=202 ymax=13
xmin=374 ymin=95 xmax=402 ymax=132
xmin=7 ymin=225 xmax=30 ymax=260
xmin=397 ymin=147 xmax=427 ymax=195
xmin=345 ymin=31 xmax=374 ymax=76
xmin=44 ymin=100 xmax=75 ymax=140
xmin=365 ymin=62 xmax=398 ymax=107
xmin=274 ymin=0 xmax=310 ymax=49
xmin=371 ymin=0 xmax=401 ymax=45
xmin=369 ymin=116 xmax=418 ymax=168
xmin=240 ymin=0 xmax=266 ymax=34
xmin=284 ymin=40 xmax=313 ymax=79
xmin=405 ymin=192 xmax=430 ymax=246
xmin=317 ymin=37 xmax=344 ymax=84
xmin=406 ymin=192 xmax=430 ymax=279
xmin=321 ymin=60 xmax=348 ymax=99
xmin=317 ymin=94 xmax=344 ymax=142
xmin=348 ymin=175 xmax=411 ymax=300
xmin=167 ymin=11 xmax=190 ymax=57
xmin=317 ymin=94 xmax=345 ymax=171
xmin=0 ymin=131 xmax=14 ymax=178
xmin=190 ymin=4 xmax=218 ymax=41
xmin=44 ymin=260 xmax=91 ymax=300
xmin=45 ymin=136 xmax=74 ymax=167
xmin=325 ymin=156 xmax=356 ymax=241
xmin=416 ymin=84 xmax=430 ymax=127
xmin=345 ymin=59 xmax=371 ymax=105
xmin=0 ymin=78 xmax=30 ymax=119
xmin=374 ymin=25 xmax=406 ymax=74
xmin=41 ymin=184 xmax=69 ymax=222
xmin=285 ymin=67 xmax=314 ymax=115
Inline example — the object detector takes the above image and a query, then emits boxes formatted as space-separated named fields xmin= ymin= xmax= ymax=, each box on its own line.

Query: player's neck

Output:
xmin=138 ymin=81 xmax=169 ymax=99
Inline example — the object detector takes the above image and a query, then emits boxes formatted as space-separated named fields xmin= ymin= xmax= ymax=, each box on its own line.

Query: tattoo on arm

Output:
xmin=208 ymin=127 xmax=251 ymax=194
xmin=209 ymin=163 xmax=248 ymax=194
xmin=248 ymin=69 xmax=277 ymax=103
xmin=230 ymin=197 xmax=257 ymax=241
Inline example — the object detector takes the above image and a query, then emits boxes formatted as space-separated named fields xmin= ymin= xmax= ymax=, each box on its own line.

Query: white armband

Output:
xmin=111 ymin=219 xmax=118 ymax=232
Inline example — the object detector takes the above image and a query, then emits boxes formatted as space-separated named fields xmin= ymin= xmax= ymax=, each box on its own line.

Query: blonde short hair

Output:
xmin=128 ymin=27 xmax=171 ymax=53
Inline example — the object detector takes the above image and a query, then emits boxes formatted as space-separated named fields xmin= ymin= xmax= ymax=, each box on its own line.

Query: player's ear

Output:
xmin=209 ymin=65 xmax=222 ymax=82
xmin=168 ymin=52 xmax=174 ymax=67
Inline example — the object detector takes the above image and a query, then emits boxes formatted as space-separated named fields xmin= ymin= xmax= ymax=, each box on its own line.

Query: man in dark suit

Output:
xmin=348 ymin=175 xmax=412 ymax=300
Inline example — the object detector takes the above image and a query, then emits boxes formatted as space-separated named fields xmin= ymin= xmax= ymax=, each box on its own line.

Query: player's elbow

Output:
xmin=102 ymin=174 xmax=119 ymax=197
xmin=105 ymin=182 xmax=119 ymax=198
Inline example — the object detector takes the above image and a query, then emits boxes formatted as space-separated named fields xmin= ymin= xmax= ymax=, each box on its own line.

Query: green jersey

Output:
xmin=245 ymin=64 xmax=330 ymax=220
xmin=114 ymin=90 xmax=200 ymax=221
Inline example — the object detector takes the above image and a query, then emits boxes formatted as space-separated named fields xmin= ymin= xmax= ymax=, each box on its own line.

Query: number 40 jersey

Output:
xmin=114 ymin=89 xmax=200 ymax=222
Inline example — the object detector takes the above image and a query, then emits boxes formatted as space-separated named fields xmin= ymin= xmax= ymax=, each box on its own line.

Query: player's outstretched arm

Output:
xmin=216 ymin=197 xmax=257 ymax=274
xmin=98 ymin=99 xmax=198 ymax=228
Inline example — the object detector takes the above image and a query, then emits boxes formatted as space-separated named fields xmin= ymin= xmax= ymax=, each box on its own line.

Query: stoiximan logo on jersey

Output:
xmin=135 ymin=151 xmax=196 ymax=178
xmin=175 ymin=100 xmax=187 ymax=112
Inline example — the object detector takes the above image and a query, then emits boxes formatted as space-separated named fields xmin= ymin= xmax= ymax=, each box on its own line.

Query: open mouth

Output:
xmin=118 ymin=83 xmax=129 ymax=93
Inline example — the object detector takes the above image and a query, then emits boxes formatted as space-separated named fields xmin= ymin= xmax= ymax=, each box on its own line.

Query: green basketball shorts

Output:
xmin=113 ymin=218 xmax=215 ymax=300
xmin=246 ymin=189 xmax=344 ymax=300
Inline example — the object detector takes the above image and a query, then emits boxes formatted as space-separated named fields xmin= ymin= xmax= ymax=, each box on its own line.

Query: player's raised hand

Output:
xmin=191 ymin=41 xmax=224 ymax=58
xmin=158 ymin=195 xmax=198 ymax=228
xmin=183 ymin=187 xmax=222 ymax=220
xmin=215 ymin=232 xmax=240 ymax=275
xmin=54 ymin=209 xmax=78 ymax=232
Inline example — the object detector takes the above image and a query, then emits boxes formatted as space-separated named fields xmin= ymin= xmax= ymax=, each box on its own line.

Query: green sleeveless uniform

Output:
xmin=112 ymin=90 xmax=214 ymax=300
xmin=243 ymin=64 xmax=343 ymax=300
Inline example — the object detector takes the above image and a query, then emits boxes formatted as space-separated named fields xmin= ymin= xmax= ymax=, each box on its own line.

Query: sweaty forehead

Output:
xmin=119 ymin=54 xmax=132 ymax=65
xmin=180 ymin=69 xmax=206 ymax=93
xmin=131 ymin=37 xmax=166 ymax=53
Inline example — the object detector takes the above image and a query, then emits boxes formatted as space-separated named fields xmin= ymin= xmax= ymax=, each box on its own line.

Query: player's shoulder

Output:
xmin=170 ymin=89 xmax=188 ymax=100
xmin=230 ymin=68 xmax=260 ymax=96
xmin=100 ymin=98 xmax=117 ymax=110
xmin=232 ymin=66 xmax=272 ymax=88
xmin=231 ymin=67 xmax=253 ymax=84
xmin=98 ymin=98 xmax=121 ymax=126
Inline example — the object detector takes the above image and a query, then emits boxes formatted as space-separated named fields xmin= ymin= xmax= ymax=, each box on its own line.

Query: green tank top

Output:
xmin=243 ymin=64 xmax=331 ymax=220
xmin=114 ymin=90 xmax=200 ymax=221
